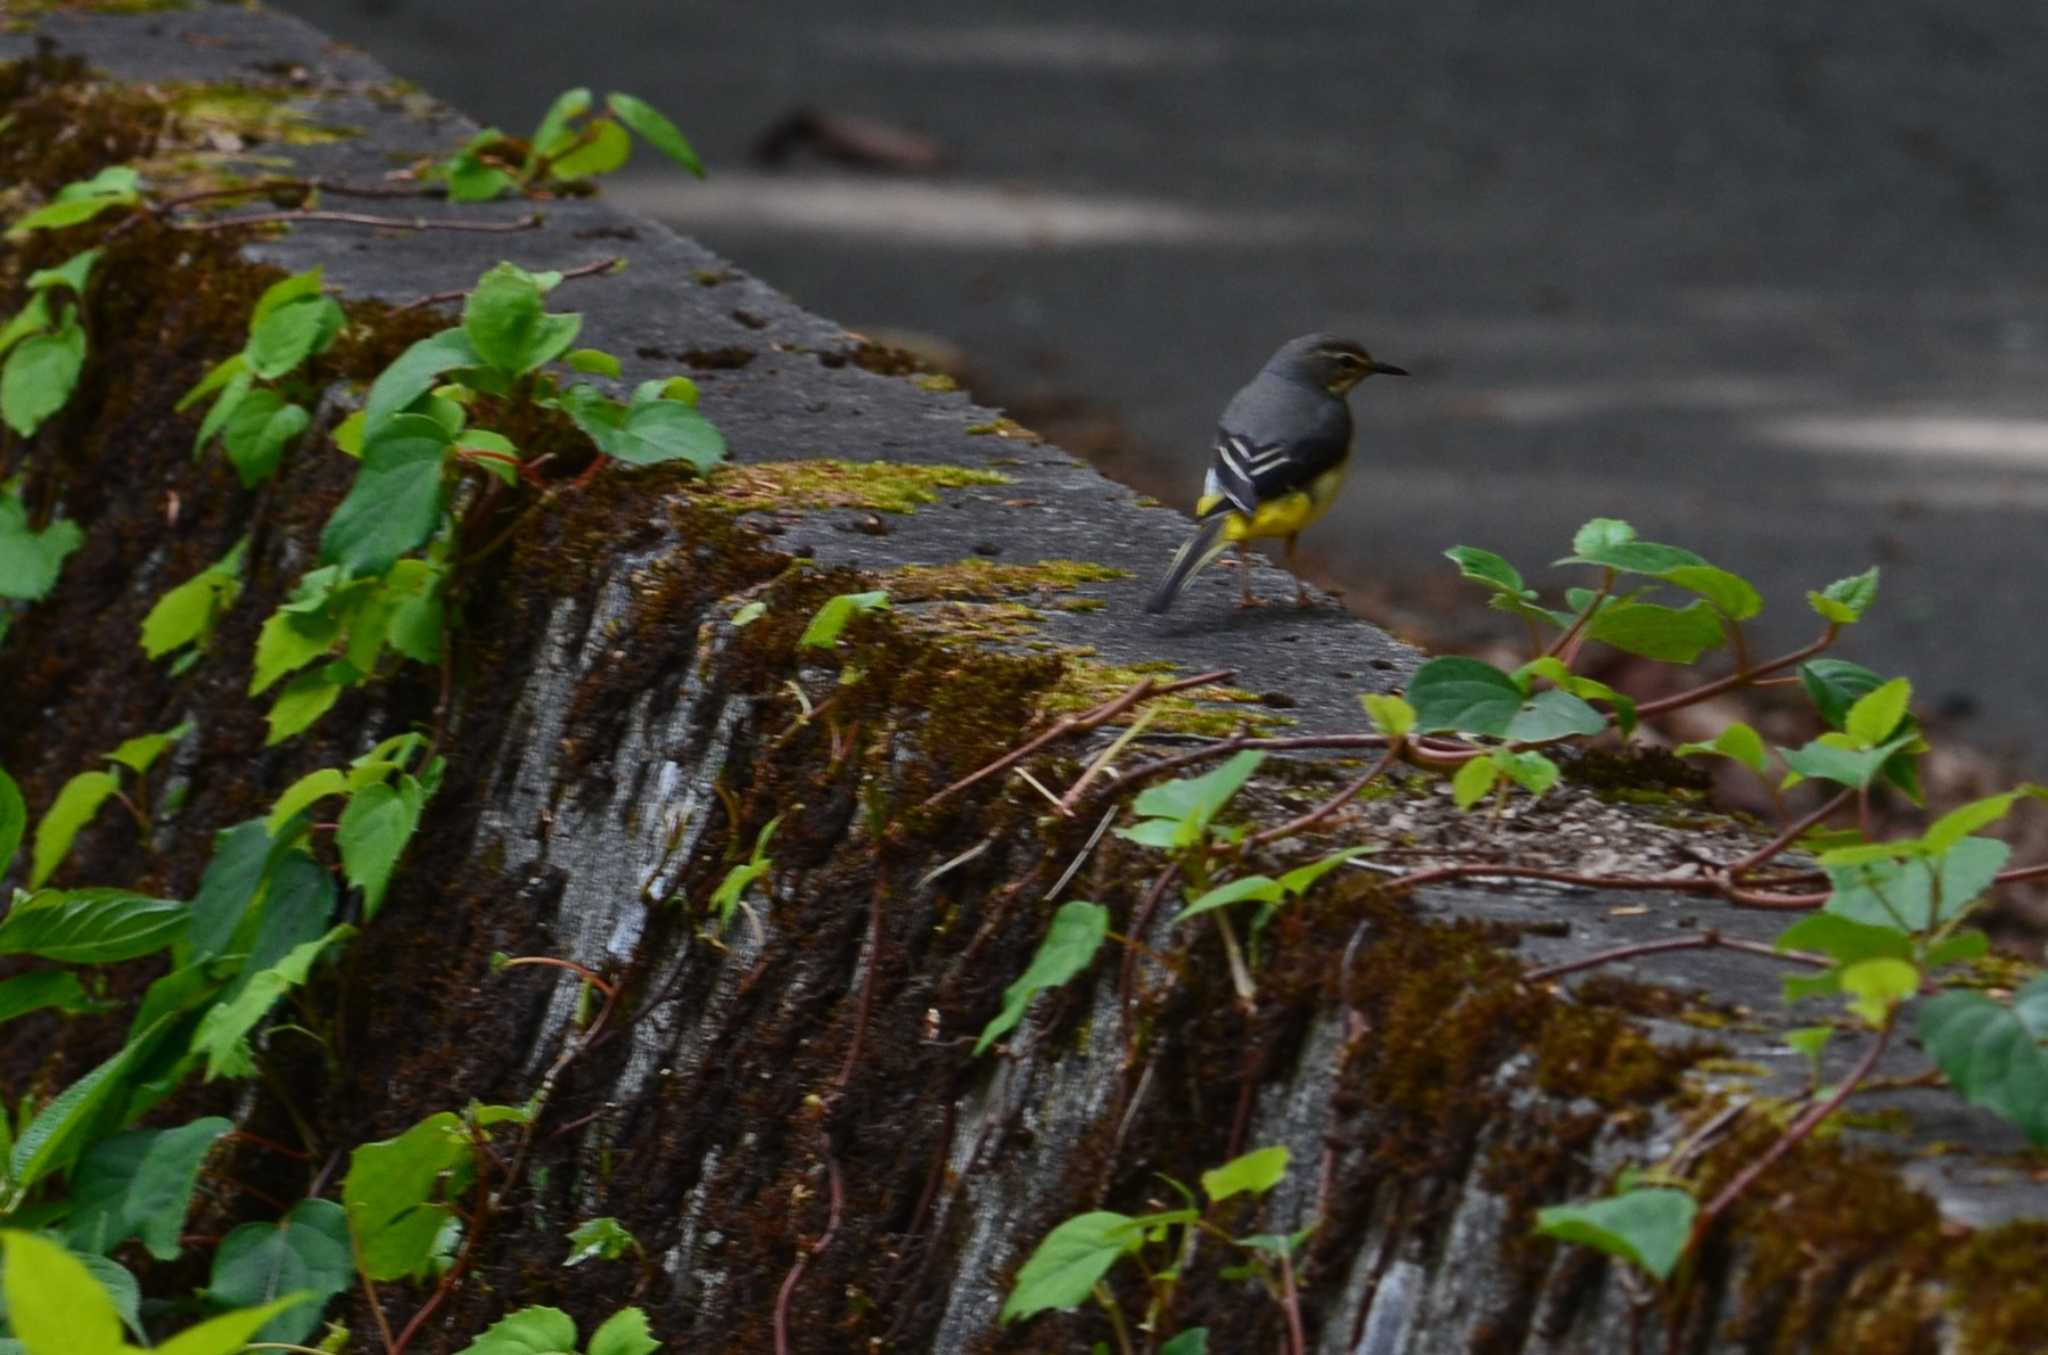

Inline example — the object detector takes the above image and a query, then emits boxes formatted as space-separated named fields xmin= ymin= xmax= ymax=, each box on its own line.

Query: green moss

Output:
xmin=964 ymin=416 xmax=1041 ymax=442
xmin=1691 ymin=1056 xmax=1768 ymax=1079
xmin=882 ymin=557 xmax=1127 ymax=603
xmin=699 ymin=459 xmax=1009 ymax=515
xmin=911 ymin=373 xmax=960 ymax=393
xmin=165 ymin=83 xmax=357 ymax=148
xmin=4 ymin=0 xmax=186 ymax=21
xmin=1042 ymin=658 xmax=1292 ymax=737
xmin=896 ymin=600 xmax=1043 ymax=644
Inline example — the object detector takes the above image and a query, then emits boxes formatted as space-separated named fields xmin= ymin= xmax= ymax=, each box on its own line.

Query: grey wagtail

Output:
xmin=1145 ymin=334 xmax=1406 ymax=613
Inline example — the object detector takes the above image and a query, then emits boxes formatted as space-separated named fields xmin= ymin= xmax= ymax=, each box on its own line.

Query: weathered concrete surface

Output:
xmin=3 ymin=7 xmax=2045 ymax=1354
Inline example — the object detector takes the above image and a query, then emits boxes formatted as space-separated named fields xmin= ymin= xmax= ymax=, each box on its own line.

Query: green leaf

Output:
xmin=338 ymin=779 xmax=426 ymax=920
xmin=251 ymin=576 xmax=346 ymax=696
xmin=1494 ymin=748 xmax=1561 ymax=796
xmin=595 ymin=397 xmax=726 ymax=468
xmin=1 ymin=1231 xmax=123 ymax=1355
xmin=1557 ymin=519 xmax=1705 ymax=575
xmin=65 ymin=1116 xmax=231 ymax=1258
xmin=1127 ymin=750 xmax=1265 ymax=850
xmin=1201 ymin=1145 xmax=1289 ymax=1202
xmin=362 ymin=327 xmax=481 ymax=435
xmin=564 ymin=1217 xmax=639 ymax=1266
xmin=152 ymin=1293 xmax=311 ymax=1355
xmin=1844 ymin=678 xmax=1912 ymax=747
xmin=320 ymin=413 xmax=452 ymax=576
xmin=175 ymin=352 xmax=247 ymax=414
xmin=1535 ymin=1187 xmax=1696 ymax=1280
xmin=548 ymin=117 xmax=633 ymax=179
xmin=453 ymin=1303 xmax=580 ymax=1355
xmin=267 ymin=769 xmax=349 ymax=835
xmin=188 ymin=819 xmax=278 ymax=958
xmin=1359 ymin=692 xmax=1415 ymax=738
xmin=1774 ymin=913 xmax=1911 ymax=964
xmin=380 ymin=557 xmax=447 ymax=664
xmin=1275 ymin=844 xmax=1376 ymax=896
xmin=344 ymin=1107 xmax=525 ymax=1282
xmin=191 ymin=925 xmax=354 ymax=1079
xmin=975 ymin=901 xmax=1109 ymax=1055
xmin=463 ymin=263 xmax=583 ymax=377
xmin=731 ymin=600 xmax=767 ymax=628
xmin=1785 ymin=1025 xmax=1832 ymax=1062
xmin=0 ymin=292 xmax=52 ymax=364
xmin=1800 ymin=659 xmax=1891 ymax=732
xmin=246 ymin=295 xmax=343 ymax=380
xmin=1512 ymin=657 xmax=1637 ymax=735
xmin=108 ymin=722 xmax=189 ymax=776
xmin=1584 ymin=599 xmax=1725 ymax=663
xmin=12 ymin=1014 xmax=174 ymax=1189
xmin=1917 ymin=979 xmax=2048 ymax=1144
xmin=0 ymin=969 xmax=99 ymax=1026
xmin=1925 ymin=929 xmax=1991 ymax=969
xmin=800 ymin=590 xmax=891 ymax=648
xmin=190 ymin=368 xmax=253 ymax=456
xmin=0 ymin=888 xmax=188 ymax=964
xmin=0 ymin=489 xmax=83 ymax=601
xmin=265 ymin=669 xmax=345 ymax=747
xmin=1451 ymin=755 xmax=1499 ymax=810
xmin=1780 ymin=733 xmax=1916 ymax=792
xmin=217 ymin=391 xmax=310 ymax=488
xmin=142 ymin=539 xmax=246 ymax=659
xmin=1923 ymin=789 xmax=2040 ymax=853
xmin=531 ymin=87 xmax=594 ymax=158
xmin=6 ymin=166 xmax=140 ymax=237
xmin=1839 ymin=957 xmax=1919 ymax=1027
xmin=1661 ymin=564 xmax=1762 ymax=620
xmin=0 ymin=767 xmax=24 ymax=879
xmin=1674 ymin=723 xmax=1768 ymax=776
xmin=1504 ymin=690 xmax=1606 ymax=743
xmin=1176 ymin=874 xmax=1283 ymax=924
xmin=1825 ymin=837 xmax=2009 ymax=931
xmin=566 ymin=347 xmax=621 ymax=377
xmin=586 ymin=1306 xmax=659 ymax=1355
xmin=1408 ymin=657 xmax=1522 ymax=736
xmin=1809 ymin=567 xmax=1879 ymax=623
xmin=1112 ymin=817 xmax=1181 ymax=849
xmin=1444 ymin=544 xmax=1526 ymax=596
xmin=1158 ymin=1329 xmax=1210 ymax=1355
xmin=1000 ymin=1211 xmax=1140 ymax=1323
xmin=608 ymin=91 xmax=706 ymax=176
xmin=2 ymin=313 xmax=85 ymax=437
xmin=249 ymin=266 xmax=326 ymax=330
xmin=25 ymin=248 xmax=101 ymax=298
xmin=206 ymin=1198 xmax=351 ymax=1347
xmin=29 ymin=769 xmax=119 ymax=887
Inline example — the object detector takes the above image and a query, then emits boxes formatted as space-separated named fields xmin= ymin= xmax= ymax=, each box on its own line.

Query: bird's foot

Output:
xmin=1294 ymin=585 xmax=1313 ymax=609
xmin=1235 ymin=593 xmax=1267 ymax=610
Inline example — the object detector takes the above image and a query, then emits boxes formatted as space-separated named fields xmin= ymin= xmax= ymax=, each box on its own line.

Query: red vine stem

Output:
xmin=1694 ymin=1014 xmax=1894 ymax=1241
xmin=177 ymin=209 xmax=543 ymax=234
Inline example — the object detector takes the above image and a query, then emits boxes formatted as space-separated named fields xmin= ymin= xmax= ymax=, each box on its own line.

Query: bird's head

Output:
xmin=1271 ymin=333 xmax=1408 ymax=395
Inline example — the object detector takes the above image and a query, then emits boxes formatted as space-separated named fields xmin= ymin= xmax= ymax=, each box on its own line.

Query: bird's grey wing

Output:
xmin=1202 ymin=406 xmax=1351 ymax=518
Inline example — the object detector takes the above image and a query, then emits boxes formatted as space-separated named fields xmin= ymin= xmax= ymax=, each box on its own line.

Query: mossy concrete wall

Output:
xmin=3 ymin=7 xmax=2045 ymax=1353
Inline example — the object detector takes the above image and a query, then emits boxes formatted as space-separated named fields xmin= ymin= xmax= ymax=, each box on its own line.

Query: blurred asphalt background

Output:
xmin=277 ymin=0 xmax=2048 ymax=768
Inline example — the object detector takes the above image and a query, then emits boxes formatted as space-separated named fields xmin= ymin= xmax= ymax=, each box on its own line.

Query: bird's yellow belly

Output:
xmin=1198 ymin=466 xmax=1348 ymax=542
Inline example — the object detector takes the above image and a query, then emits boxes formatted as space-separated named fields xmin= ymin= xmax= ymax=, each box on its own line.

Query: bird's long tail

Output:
xmin=1145 ymin=514 xmax=1233 ymax=614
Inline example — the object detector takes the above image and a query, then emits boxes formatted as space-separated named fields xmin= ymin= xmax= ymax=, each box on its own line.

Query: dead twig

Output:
xmin=176 ymin=209 xmax=543 ymax=234
xmin=919 ymin=669 xmax=1234 ymax=811
xmin=396 ymin=254 xmax=624 ymax=312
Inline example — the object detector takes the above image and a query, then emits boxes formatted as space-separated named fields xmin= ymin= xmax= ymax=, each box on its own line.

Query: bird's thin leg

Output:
xmin=1287 ymin=535 xmax=1311 ymax=608
xmin=1235 ymin=542 xmax=1259 ymax=608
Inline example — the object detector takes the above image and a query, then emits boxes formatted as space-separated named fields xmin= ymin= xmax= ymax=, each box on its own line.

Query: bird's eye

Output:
xmin=1336 ymin=353 xmax=1364 ymax=367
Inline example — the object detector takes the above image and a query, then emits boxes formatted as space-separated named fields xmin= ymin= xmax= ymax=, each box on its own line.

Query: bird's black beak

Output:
xmin=1370 ymin=361 xmax=1409 ymax=377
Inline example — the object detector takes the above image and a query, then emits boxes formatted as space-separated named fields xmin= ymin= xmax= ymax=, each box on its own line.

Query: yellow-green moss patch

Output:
xmin=165 ymin=82 xmax=358 ymax=147
xmin=964 ymin=416 xmax=1041 ymax=442
xmin=701 ymin=459 xmax=1010 ymax=515
xmin=881 ymin=557 xmax=1127 ymax=603
xmin=1041 ymin=658 xmax=1292 ymax=737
